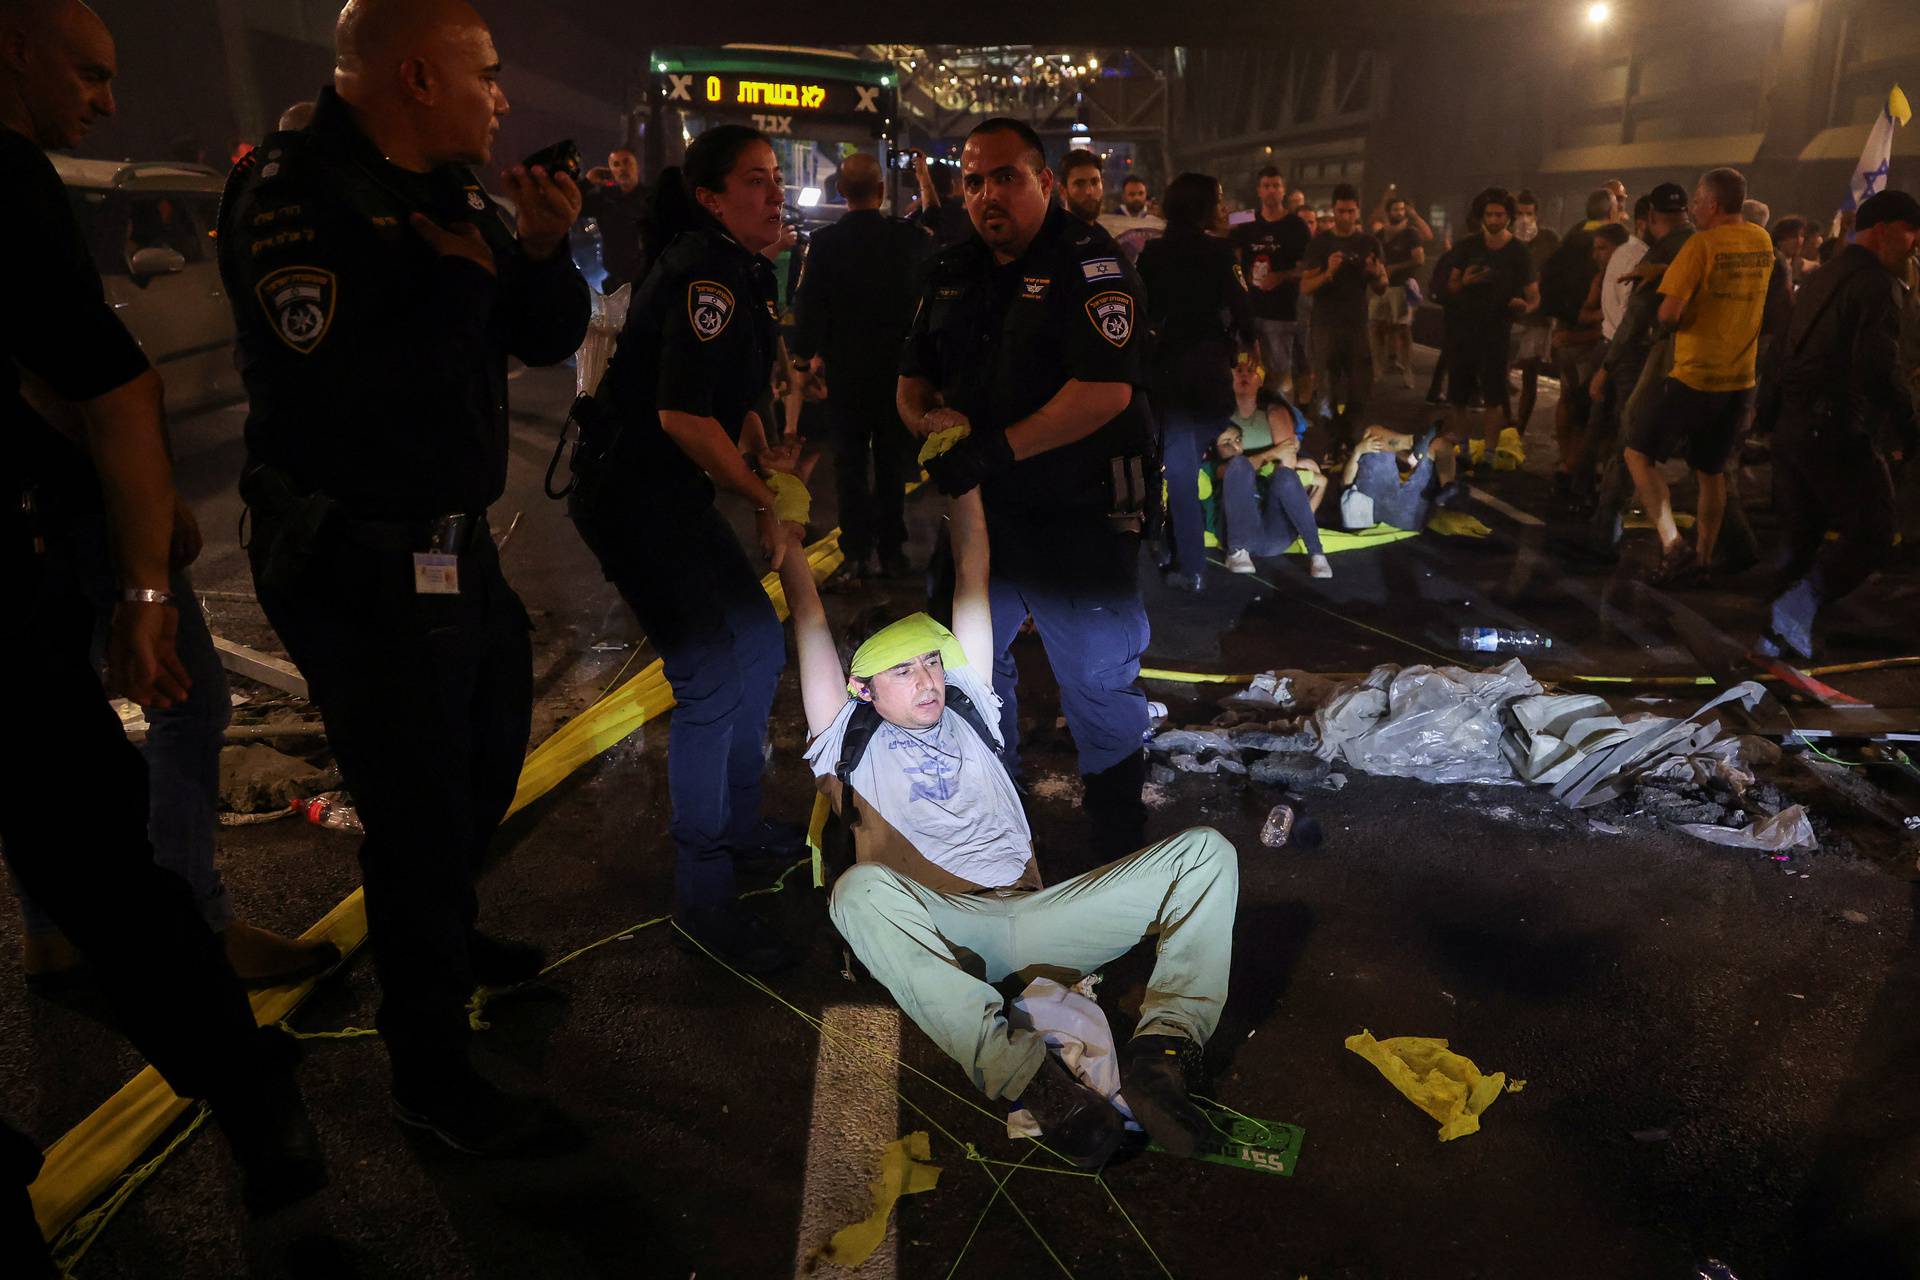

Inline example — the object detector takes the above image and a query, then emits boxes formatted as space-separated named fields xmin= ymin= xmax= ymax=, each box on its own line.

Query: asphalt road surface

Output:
xmin=5 ymin=351 xmax=1917 ymax=1279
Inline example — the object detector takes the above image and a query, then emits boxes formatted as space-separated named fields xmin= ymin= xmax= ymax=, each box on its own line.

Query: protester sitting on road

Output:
xmin=777 ymin=482 xmax=1240 ymax=1171
xmin=1338 ymin=425 xmax=1459 ymax=533
xmin=1215 ymin=422 xmax=1331 ymax=579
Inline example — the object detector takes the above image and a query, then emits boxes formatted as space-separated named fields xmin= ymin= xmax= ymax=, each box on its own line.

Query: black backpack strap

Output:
xmin=941 ymin=686 xmax=1000 ymax=756
xmin=834 ymin=702 xmax=885 ymax=828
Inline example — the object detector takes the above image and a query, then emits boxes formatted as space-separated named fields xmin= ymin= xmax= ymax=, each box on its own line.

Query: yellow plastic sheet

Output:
xmin=817 ymin=1130 xmax=942 ymax=1268
xmin=917 ymin=423 xmax=970 ymax=465
xmin=766 ymin=472 xmax=811 ymax=526
xmin=1281 ymin=524 xmax=1420 ymax=556
xmin=1425 ymin=510 xmax=1493 ymax=538
xmin=1344 ymin=1029 xmax=1513 ymax=1141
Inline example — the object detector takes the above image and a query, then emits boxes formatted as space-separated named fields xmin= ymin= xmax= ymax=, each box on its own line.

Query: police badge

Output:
xmin=254 ymin=266 xmax=336 ymax=354
xmin=1085 ymin=290 xmax=1133 ymax=347
xmin=688 ymin=279 xmax=735 ymax=341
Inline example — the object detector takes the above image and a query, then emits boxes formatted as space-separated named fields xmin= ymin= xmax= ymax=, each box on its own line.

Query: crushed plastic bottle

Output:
xmin=1457 ymin=626 xmax=1552 ymax=656
xmin=300 ymin=791 xmax=364 ymax=833
xmin=1260 ymin=804 xmax=1295 ymax=848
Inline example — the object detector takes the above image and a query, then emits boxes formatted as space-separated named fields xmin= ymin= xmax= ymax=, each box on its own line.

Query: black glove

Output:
xmin=924 ymin=428 xmax=1015 ymax=497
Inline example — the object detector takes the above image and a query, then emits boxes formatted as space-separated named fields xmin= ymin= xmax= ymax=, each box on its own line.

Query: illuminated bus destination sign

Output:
xmin=661 ymin=69 xmax=888 ymax=125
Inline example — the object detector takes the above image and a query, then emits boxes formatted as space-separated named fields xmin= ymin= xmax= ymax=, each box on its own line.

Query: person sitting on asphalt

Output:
xmin=1214 ymin=421 xmax=1331 ymax=579
xmin=1338 ymin=424 xmax=1460 ymax=533
xmin=774 ymin=477 xmax=1241 ymax=1171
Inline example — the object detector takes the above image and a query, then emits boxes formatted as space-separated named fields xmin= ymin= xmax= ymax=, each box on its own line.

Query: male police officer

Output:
xmin=218 ymin=0 xmax=589 ymax=1155
xmin=898 ymin=118 xmax=1154 ymax=862
xmin=793 ymin=152 xmax=930 ymax=579
xmin=2 ymin=0 xmax=325 ymax=1245
xmin=1759 ymin=188 xmax=1919 ymax=659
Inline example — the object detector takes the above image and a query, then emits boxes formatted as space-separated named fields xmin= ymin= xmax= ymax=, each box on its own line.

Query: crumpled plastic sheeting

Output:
xmin=1504 ymin=681 xmax=1767 ymax=808
xmin=1425 ymin=509 xmax=1493 ymax=538
xmin=1679 ymin=804 xmax=1816 ymax=852
xmin=1344 ymin=1030 xmax=1513 ymax=1141
xmin=816 ymin=1131 xmax=942 ymax=1268
xmin=1005 ymin=977 xmax=1136 ymax=1139
xmin=1312 ymin=661 xmax=1542 ymax=783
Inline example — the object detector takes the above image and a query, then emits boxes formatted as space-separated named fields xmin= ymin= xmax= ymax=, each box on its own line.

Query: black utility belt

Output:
xmin=334 ymin=510 xmax=491 ymax=556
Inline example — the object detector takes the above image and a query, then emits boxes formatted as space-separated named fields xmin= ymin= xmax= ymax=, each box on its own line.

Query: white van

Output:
xmin=53 ymin=155 xmax=241 ymax=414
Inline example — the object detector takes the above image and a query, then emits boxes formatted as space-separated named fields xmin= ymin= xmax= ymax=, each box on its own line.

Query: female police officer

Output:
xmin=566 ymin=125 xmax=797 ymax=972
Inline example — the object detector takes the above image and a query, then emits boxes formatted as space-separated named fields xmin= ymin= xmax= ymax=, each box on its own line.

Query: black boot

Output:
xmin=391 ymin=1066 xmax=581 ymax=1158
xmin=467 ymin=930 xmax=546 ymax=986
xmin=207 ymin=1027 xmax=328 ymax=1216
xmin=729 ymin=817 xmax=810 ymax=865
xmin=672 ymin=902 xmax=794 ymax=974
xmin=1121 ymin=1033 xmax=1212 ymax=1158
xmin=1083 ymin=751 xmax=1148 ymax=863
xmin=1017 ymin=1051 xmax=1125 ymax=1170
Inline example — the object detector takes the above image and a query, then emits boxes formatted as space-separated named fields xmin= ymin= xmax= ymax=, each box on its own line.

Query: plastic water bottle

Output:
xmin=300 ymin=791 xmax=364 ymax=833
xmin=1457 ymin=626 xmax=1552 ymax=656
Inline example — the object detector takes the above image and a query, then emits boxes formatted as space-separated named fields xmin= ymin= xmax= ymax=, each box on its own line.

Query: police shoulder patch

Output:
xmin=254 ymin=266 xmax=336 ymax=354
xmin=688 ymin=279 xmax=735 ymax=341
xmin=1085 ymin=290 xmax=1133 ymax=347
xmin=1081 ymin=256 xmax=1124 ymax=283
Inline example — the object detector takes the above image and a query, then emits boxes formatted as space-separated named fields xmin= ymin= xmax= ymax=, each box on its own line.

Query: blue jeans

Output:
xmin=1218 ymin=456 xmax=1323 ymax=557
xmin=573 ymin=497 xmax=785 ymax=910
xmin=1254 ymin=319 xmax=1296 ymax=392
xmin=985 ymin=509 xmax=1149 ymax=779
xmin=1158 ymin=407 xmax=1218 ymax=576
xmin=1354 ymin=452 xmax=1438 ymax=531
xmin=17 ymin=560 xmax=232 ymax=936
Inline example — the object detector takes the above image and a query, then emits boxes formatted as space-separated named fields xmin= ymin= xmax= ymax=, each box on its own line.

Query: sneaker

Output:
xmin=1647 ymin=540 xmax=1699 ymax=587
xmin=1161 ymin=569 xmax=1205 ymax=594
xmin=467 ymin=930 xmax=546 ymax=987
xmin=1308 ymin=554 xmax=1333 ymax=580
xmin=1121 ymin=1033 xmax=1212 ymax=1158
xmin=729 ymin=817 xmax=809 ymax=865
xmin=1224 ymin=549 xmax=1256 ymax=575
xmin=391 ymin=1070 xmax=581 ymax=1158
xmin=1017 ymin=1051 xmax=1126 ymax=1169
xmin=224 ymin=921 xmax=341 ymax=988
xmin=673 ymin=902 xmax=794 ymax=974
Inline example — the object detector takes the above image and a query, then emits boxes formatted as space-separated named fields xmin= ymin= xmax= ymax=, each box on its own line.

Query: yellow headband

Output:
xmin=847 ymin=612 xmax=966 ymax=693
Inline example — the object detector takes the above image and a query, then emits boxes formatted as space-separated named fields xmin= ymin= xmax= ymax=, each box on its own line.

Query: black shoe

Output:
xmin=673 ymin=902 xmax=794 ymax=974
xmin=1121 ymin=1033 xmax=1212 ymax=1159
xmin=877 ymin=549 xmax=914 ymax=579
xmin=1161 ymin=570 xmax=1205 ymax=593
xmin=391 ymin=1070 xmax=581 ymax=1157
xmin=730 ymin=818 xmax=809 ymax=865
xmin=209 ymin=1028 xmax=328 ymax=1217
xmin=1017 ymin=1052 xmax=1125 ymax=1170
xmin=467 ymin=930 xmax=546 ymax=986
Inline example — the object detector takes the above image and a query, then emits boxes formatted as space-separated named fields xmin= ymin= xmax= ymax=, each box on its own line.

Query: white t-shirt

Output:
xmin=803 ymin=665 xmax=1033 ymax=890
xmin=1602 ymin=236 xmax=1649 ymax=341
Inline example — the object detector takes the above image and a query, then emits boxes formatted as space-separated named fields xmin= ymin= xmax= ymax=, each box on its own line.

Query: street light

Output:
xmin=1586 ymin=2 xmax=1611 ymax=26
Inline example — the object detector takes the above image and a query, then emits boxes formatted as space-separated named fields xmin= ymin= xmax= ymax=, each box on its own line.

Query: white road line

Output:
xmin=1467 ymin=484 xmax=1543 ymax=527
xmin=793 ymin=1003 xmax=905 ymax=1279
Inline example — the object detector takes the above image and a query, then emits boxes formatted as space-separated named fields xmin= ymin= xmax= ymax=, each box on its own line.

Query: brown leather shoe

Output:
xmin=223 ymin=921 xmax=341 ymax=988
xmin=22 ymin=931 xmax=85 ymax=991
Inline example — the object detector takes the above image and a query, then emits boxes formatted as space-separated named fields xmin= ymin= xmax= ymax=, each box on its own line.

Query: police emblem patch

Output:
xmin=688 ymin=279 xmax=735 ymax=340
xmin=254 ymin=266 xmax=336 ymax=354
xmin=466 ymin=189 xmax=486 ymax=211
xmin=1081 ymin=257 xmax=1123 ymax=283
xmin=1085 ymin=290 xmax=1133 ymax=347
xmin=1020 ymin=276 xmax=1050 ymax=302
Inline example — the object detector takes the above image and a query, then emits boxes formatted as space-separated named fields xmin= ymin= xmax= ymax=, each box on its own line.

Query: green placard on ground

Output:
xmin=1152 ymin=1108 xmax=1306 ymax=1176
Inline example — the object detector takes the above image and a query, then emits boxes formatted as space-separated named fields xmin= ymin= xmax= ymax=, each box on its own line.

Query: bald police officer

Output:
xmin=899 ymin=118 xmax=1155 ymax=862
xmin=218 ymin=0 xmax=588 ymax=1155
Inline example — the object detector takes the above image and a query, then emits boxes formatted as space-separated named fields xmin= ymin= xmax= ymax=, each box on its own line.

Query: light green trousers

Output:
xmin=827 ymin=826 xmax=1239 ymax=1100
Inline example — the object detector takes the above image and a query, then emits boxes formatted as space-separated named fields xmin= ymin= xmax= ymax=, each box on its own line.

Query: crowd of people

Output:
xmin=4 ymin=0 xmax=1918 ymax=1269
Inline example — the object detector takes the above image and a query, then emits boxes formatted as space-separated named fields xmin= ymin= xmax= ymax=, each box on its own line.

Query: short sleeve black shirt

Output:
xmin=1303 ymin=230 xmax=1384 ymax=332
xmin=1451 ymin=233 xmax=1535 ymax=327
xmin=1381 ymin=225 xmax=1424 ymax=286
xmin=1229 ymin=213 xmax=1312 ymax=322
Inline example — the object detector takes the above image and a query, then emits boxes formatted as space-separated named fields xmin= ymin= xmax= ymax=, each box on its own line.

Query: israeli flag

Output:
xmin=1845 ymin=85 xmax=1911 ymax=212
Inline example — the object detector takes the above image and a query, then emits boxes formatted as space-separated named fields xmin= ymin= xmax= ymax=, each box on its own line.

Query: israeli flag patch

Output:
xmin=1081 ymin=257 xmax=1123 ymax=283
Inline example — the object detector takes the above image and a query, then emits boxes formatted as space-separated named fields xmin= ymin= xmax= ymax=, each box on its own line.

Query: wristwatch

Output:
xmin=120 ymin=587 xmax=174 ymax=606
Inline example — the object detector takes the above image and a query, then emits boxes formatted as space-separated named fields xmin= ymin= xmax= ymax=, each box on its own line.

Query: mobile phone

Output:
xmin=522 ymin=139 xmax=583 ymax=182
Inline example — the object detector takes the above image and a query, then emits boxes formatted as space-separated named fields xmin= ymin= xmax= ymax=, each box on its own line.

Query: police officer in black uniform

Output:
xmin=793 ymin=151 xmax=932 ymax=579
xmin=899 ymin=118 xmax=1156 ymax=863
xmin=564 ymin=124 xmax=798 ymax=972
xmin=3 ymin=0 xmax=324 ymax=1246
xmin=1758 ymin=188 xmax=1919 ymax=659
xmin=218 ymin=0 xmax=588 ymax=1155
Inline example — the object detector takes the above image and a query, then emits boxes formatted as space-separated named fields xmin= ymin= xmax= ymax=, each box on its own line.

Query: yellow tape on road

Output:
xmin=31 ymin=531 xmax=845 ymax=1246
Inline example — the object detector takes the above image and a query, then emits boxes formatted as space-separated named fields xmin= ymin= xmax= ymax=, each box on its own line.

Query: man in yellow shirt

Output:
xmin=1624 ymin=167 xmax=1774 ymax=584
